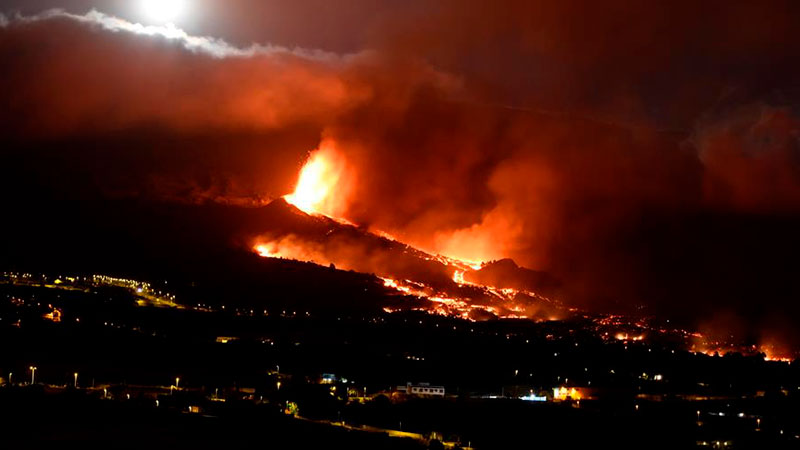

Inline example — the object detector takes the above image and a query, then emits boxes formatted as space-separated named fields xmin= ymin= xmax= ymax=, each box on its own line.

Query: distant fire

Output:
xmin=253 ymin=182 xmax=568 ymax=322
xmin=382 ymin=278 xmax=411 ymax=293
xmin=614 ymin=332 xmax=644 ymax=342
xmin=283 ymin=140 xmax=497 ymax=269
xmin=253 ymin=235 xmax=327 ymax=265
xmin=255 ymin=243 xmax=280 ymax=258
xmin=255 ymin=145 xmax=552 ymax=322
xmin=252 ymin=223 xmax=795 ymax=359
xmin=760 ymin=342 xmax=793 ymax=362
xmin=689 ymin=338 xmax=794 ymax=363
xmin=252 ymin=230 xmax=557 ymax=322
xmin=253 ymin=152 xmax=798 ymax=358
xmin=256 ymin=144 xmax=797 ymax=359
xmin=285 ymin=140 xmax=351 ymax=219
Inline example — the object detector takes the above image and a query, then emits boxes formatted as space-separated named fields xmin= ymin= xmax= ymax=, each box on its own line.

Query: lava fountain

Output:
xmin=285 ymin=140 xmax=351 ymax=218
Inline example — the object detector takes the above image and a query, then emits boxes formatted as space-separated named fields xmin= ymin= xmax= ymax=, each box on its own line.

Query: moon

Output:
xmin=141 ymin=0 xmax=187 ymax=23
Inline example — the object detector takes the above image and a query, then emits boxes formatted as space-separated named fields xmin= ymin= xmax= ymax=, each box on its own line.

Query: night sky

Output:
xmin=2 ymin=1 xmax=800 ymax=347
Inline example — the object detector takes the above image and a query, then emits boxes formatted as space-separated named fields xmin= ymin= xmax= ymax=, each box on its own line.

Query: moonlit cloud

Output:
xmin=5 ymin=8 xmax=341 ymax=60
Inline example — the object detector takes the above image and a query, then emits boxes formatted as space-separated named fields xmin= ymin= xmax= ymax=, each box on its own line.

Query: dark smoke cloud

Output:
xmin=698 ymin=105 xmax=800 ymax=213
xmin=2 ymin=2 xmax=800 ymax=348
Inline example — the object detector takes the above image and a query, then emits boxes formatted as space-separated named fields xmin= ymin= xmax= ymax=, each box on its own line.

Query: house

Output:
xmin=397 ymin=382 xmax=445 ymax=397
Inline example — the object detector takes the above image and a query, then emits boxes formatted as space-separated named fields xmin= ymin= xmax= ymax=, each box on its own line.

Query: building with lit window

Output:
xmin=398 ymin=382 xmax=445 ymax=397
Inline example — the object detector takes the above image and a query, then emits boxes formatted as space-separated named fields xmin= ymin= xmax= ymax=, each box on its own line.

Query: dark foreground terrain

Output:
xmin=0 ymin=389 xmax=422 ymax=449
xmin=1 ymin=273 xmax=799 ymax=449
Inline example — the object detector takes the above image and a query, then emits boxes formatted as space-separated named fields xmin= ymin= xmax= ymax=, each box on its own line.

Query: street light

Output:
xmin=7 ymin=372 xmax=11 ymax=386
xmin=29 ymin=366 xmax=37 ymax=385
xmin=175 ymin=377 xmax=180 ymax=389
xmin=73 ymin=372 xmax=79 ymax=388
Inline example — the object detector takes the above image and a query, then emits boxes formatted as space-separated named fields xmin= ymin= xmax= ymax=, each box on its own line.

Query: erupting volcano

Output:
xmin=250 ymin=142 xmax=795 ymax=360
xmin=254 ymin=141 xmax=564 ymax=322
xmin=284 ymin=140 xmax=352 ymax=219
xmin=3 ymin=3 xmax=800 ymax=448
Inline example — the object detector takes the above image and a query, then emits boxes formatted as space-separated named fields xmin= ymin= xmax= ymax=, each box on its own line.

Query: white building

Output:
xmin=398 ymin=382 xmax=445 ymax=397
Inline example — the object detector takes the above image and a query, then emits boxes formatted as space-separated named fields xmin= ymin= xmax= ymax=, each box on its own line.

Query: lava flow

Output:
xmin=251 ymin=143 xmax=798 ymax=360
xmin=254 ymin=144 xmax=796 ymax=362
xmin=254 ymin=141 xmax=562 ymax=322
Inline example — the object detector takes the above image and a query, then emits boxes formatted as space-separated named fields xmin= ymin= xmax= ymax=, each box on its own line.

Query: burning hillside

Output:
xmin=248 ymin=144 xmax=797 ymax=360
xmin=252 ymin=144 xmax=564 ymax=322
xmin=253 ymin=198 xmax=563 ymax=322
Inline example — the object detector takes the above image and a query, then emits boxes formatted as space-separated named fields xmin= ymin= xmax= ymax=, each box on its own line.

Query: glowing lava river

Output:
xmin=251 ymin=142 xmax=796 ymax=361
xmin=253 ymin=142 xmax=564 ymax=323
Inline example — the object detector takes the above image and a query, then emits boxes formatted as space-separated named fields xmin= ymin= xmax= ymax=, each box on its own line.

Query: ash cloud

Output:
xmin=697 ymin=105 xmax=800 ymax=213
xmin=3 ymin=2 xmax=800 ymax=348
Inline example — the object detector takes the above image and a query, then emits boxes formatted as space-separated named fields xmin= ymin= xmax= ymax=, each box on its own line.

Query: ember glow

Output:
xmin=687 ymin=336 xmax=795 ymax=363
